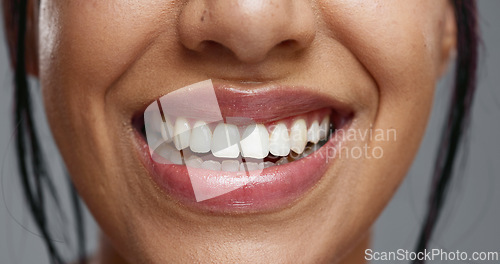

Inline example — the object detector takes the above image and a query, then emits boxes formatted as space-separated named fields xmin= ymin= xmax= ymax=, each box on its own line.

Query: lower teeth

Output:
xmin=152 ymin=139 xmax=327 ymax=172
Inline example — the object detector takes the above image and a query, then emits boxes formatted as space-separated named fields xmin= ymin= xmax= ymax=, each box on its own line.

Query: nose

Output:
xmin=178 ymin=0 xmax=316 ymax=63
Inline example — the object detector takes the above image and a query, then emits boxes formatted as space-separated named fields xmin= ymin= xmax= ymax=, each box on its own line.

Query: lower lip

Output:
xmin=135 ymin=129 xmax=345 ymax=214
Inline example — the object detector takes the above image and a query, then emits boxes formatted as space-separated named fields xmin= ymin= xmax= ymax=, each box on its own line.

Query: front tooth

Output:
xmin=240 ymin=162 xmax=260 ymax=172
xmin=240 ymin=124 xmax=269 ymax=159
xmin=307 ymin=120 xmax=320 ymax=144
xmin=161 ymin=118 xmax=174 ymax=143
xmin=201 ymin=160 xmax=221 ymax=171
xmin=269 ymin=122 xmax=291 ymax=156
xmin=221 ymin=160 xmax=240 ymax=172
xmin=211 ymin=123 xmax=241 ymax=158
xmin=189 ymin=121 xmax=212 ymax=153
xmin=185 ymin=155 xmax=203 ymax=168
xmin=319 ymin=116 xmax=330 ymax=140
xmin=290 ymin=119 xmax=307 ymax=154
xmin=173 ymin=117 xmax=191 ymax=150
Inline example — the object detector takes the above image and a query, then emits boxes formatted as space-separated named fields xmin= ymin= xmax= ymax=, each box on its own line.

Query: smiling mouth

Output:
xmin=132 ymin=80 xmax=353 ymax=213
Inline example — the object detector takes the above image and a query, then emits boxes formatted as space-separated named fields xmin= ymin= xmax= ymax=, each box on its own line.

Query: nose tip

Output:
xmin=178 ymin=0 xmax=316 ymax=63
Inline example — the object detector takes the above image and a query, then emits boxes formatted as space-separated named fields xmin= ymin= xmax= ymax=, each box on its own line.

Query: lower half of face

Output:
xmin=38 ymin=0 xmax=452 ymax=263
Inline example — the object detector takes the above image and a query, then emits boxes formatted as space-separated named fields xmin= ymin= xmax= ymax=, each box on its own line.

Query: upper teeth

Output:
xmin=151 ymin=115 xmax=330 ymax=159
xmin=189 ymin=121 xmax=212 ymax=153
xmin=307 ymin=120 xmax=320 ymax=144
xmin=269 ymin=122 xmax=291 ymax=156
xmin=173 ymin=117 xmax=191 ymax=150
xmin=290 ymin=119 xmax=308 ymax=154
xmin=211 ymin=123 xmax=241 ymax=158
xmin=240 ymin=124 xmax=270 ymax=159
xmin=319 ymin=116 xmax=329 ymax=140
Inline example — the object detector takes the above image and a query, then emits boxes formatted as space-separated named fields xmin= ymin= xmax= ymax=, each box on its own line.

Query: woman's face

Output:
xmin=36 ymin=0 xmax=455 ymax=263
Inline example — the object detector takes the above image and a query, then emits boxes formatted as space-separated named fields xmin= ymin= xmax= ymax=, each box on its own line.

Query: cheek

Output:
xmin=39 ymin=0 xmax=176 ymax=91
xmin=319 ymin=0 xmax=444 ymax=150
xmin=38 ymin=0 xmax=181 ymax=178
xmin=319 ymin=0 xmax=444 ymax=88
xmin=316 ymin=0 xmax=445 ymax=227
xmin=37 ymin=1 xmax=183 ymax=247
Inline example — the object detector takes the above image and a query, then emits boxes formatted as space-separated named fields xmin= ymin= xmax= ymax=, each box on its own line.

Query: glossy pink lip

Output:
xmin=213 ymin=84 xmax=351 ymax=124
xmin=133 ymin=84 xmax=353 ymax=213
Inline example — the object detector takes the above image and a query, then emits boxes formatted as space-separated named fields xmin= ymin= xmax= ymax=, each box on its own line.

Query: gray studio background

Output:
xmin=1 ymin=1 xmax=499 ymax=263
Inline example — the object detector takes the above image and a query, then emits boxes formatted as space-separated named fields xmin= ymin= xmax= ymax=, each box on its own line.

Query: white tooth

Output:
xmin=319 ymin=116 xmax=330 ymax=140
xmin=144 ymin=105 xmax=165 ymax=153
xmin=290 ymin=119 xmax=307 ymax=154
xmin=185 ymin=155 xmax=203 ymax=168
xmin=303 ymin=143 xmax=321 ymax=157
xmin=276 ymin=157 xmax=289 ymax=166
xmin=247 ymin=162 xmax=260 ymax=171
xmin=211 ymin=123 xmax=241 ymax=158
xmin=154 ymin=143 xmax=182 ymax=165
xmin=307 ymin=120 xmax=320 ymax=144
xmin=240 ymin=124 xmax=269 ymax=159
xmin=161 ymin=118 xmax=174 ymax=143
xmin=189 ymin=121 xmax=212 ymax=153
xmin=221 ymin=160 xmax=240 ymax=172
xmin=173 ymin=117 xmax=191 ymax=150
xmin=153 ymin=143 xmax=175 ymax=162
xmin=262 ymin=161 xmax=275 ymax=168
xmin=269 ymin=122 xmax=291 ymax=156
xmin=169 ymin=150 xmax=183 ymax=165
xmin=201 ymin=160 xmax=221 ymax=171
xmin=240 ymin=162 xmax=260 ymax=171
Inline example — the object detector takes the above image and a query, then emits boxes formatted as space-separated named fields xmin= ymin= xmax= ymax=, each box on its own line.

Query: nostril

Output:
xmin=197 ymin=40 xmax=235 ymax=57
xmin=277 ymin=39 xmax=298 ymax=49
xmin=200 ymin=40 xmax=222 ymax=50
xmin=178 ymin=0 xmax=316 ymax=64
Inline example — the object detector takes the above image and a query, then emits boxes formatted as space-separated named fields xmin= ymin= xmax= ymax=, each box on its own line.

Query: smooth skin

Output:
xmin=19 ymin=0 xmax=456 ymax=263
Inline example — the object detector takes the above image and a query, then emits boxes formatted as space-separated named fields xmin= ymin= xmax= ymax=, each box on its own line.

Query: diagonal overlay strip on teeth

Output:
xmin=211 ymin=123 xmax=241 ymax=158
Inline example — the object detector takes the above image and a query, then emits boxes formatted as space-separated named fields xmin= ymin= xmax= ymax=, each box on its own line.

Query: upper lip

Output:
xmin=133 ymin=80 xmax=354 ymax=126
